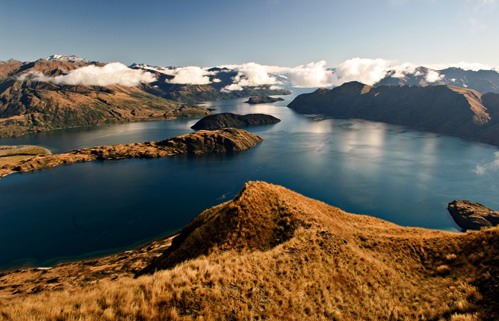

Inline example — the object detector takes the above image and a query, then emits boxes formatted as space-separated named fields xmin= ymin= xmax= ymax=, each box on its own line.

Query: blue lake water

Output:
xmin=1 ymin=89 xmax=499 ymax=270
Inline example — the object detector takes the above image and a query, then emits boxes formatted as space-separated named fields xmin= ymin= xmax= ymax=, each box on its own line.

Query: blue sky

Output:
xmin=0 ymin=0 xmax=498 ymax=67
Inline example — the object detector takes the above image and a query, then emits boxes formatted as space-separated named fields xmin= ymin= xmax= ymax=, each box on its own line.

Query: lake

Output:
xmin=1 ymin=88 xmax=498 ymax=270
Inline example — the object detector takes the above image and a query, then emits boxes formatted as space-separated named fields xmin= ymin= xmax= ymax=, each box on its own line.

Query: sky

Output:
xmin=0 ymin=0 xmax=498 ymax=68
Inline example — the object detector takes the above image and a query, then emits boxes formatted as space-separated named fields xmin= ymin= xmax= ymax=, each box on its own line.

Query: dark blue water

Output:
xmin=1 ymin=89 xmax=499 ymax=270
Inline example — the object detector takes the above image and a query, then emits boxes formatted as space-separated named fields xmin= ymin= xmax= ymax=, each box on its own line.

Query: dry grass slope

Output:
xmin=0 ymin=181 xmax=497 ymax=320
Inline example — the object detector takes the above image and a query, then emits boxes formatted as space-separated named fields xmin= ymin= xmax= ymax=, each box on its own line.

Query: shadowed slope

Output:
xmin=288 ymin=82 xmax=499 ymax=146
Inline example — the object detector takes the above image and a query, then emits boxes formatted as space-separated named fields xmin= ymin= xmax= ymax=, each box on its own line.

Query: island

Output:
xmin=245 ymin=95 xmax=284 ymax=104
xmin=0 ymin=128 xmax=262 ymax=178
xmin=191 ymin=112 xmax=281 ymax=130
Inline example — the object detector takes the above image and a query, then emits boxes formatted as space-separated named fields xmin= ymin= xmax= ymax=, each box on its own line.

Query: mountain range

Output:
xmin=375 ymin=66 xmax=499 ymax=94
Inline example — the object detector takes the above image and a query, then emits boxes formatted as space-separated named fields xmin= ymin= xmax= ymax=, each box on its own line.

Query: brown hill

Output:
xmin=0 ymin=181 xmax=497 ymax=320
xmin=288 ymin=82 xmax=499 ymax=146
xmin=0 ymin=59 xmax=209 ymax=138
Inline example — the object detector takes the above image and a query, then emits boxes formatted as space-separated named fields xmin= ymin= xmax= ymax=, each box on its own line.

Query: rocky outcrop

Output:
xmin=288 ymin=81 xmax=499 ymax=146
xmin=0 ymin=128 xmax=262 ymax=178
xmin=191 ymin=112 xmax=280 ymax=130
xmin=448 ymin=200 xmax=499 ymax=231
xmin=245 ymin=95 xmax=284 ymax=104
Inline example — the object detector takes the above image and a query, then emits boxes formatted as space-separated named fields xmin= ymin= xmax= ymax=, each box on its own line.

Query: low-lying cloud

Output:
xmin=219 ymin=61 xmax=336 ymax=91
xmin=474 ymin=152 xmax=499 ymax=175
xmin=217 ymin=58 xmax=498 ymax=91
xmin=425 ymin=70 xmax=444 ymax=83
xmin=287 ymin=61 xmax=337 ymax=88
xmin=219 ymin=62 xmax=283 ymax=91
xmin=334 ymin=58 xmax=393 ymax=86
xmin=166 ymin=66 xmax=217 ymax=85
xmin=18 ymin=63 xmax=156 ymax=86
xmin=18 ymin=58 xmax=499 ymax=90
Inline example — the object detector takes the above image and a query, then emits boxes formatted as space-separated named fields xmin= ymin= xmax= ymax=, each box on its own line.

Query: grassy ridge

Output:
xmin=0 ymin=181 xmax=496 ymax=320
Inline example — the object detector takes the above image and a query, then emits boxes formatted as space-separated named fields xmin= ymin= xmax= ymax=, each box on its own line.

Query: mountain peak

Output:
xmin=45 ymin=54 xmax=88 ymax=63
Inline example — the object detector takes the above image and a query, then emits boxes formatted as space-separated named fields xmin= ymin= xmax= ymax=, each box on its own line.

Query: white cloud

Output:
xmin=18 ymin=63 xmax=156 ymax=86
xmin=219 ymin=61 xmax=336 ymax=90
xmin=425 ymin=70 xmax=443 ymax=83
xmin=218 ymin=62 xmax=280 ymax=91
xmin=333 ymin=58 xmax=393 ymax=86
xmin=287 ymin=61 xmax=337 ymax=88
xmin=167 ymin=66 xmax=214 ymax=85
xmin=474 ymin=151 xmax=499 ymax=175
xmin=217 ymin=58 xmax=499 ymax=91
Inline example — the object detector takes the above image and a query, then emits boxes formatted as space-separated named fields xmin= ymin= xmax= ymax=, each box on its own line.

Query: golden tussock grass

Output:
xmin=0 ymin=181 xmax=497 ymax=320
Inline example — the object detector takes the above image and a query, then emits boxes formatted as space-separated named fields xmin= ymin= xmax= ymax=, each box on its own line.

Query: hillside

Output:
xmin=0 ymin=59 xmax=210 ymax=137
xmin=288 ymin=81 xmax=499 ymax=146
xmin=0 ymin=181 xmax=497 ymax=320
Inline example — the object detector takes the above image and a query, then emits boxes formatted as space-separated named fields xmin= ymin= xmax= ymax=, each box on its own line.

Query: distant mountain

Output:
xmin=376 ymin=66 xmax=499 ymax=94
xmin=0 ymin=57 xmax=289 ymax=138
xmin=45 ymin=54 xmax=89 ymax=63
xmin=288 ymin=81 xmax=499 ymax=146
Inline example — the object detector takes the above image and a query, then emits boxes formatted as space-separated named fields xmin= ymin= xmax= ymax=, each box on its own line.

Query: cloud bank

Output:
xmin=19 ymin=63 xmax=156 ymax=86
xmin=166 ymin=66 xmax=217 ymax=85
xmin=219 ymin=61 xmax=337 ymax=91
xmin=18 ymin=58 xmax=499 ymax=90
xmin=286 ymin=61 xmax=337 ymax=88
xmin=216 ymin=58 xmax=498 ymax=91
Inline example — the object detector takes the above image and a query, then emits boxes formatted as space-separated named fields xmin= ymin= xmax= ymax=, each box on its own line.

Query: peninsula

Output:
xmin=0 ymin=128 xmax=262 ymax=178
xmin=288 ymin=82 xmax=499 ymax=147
